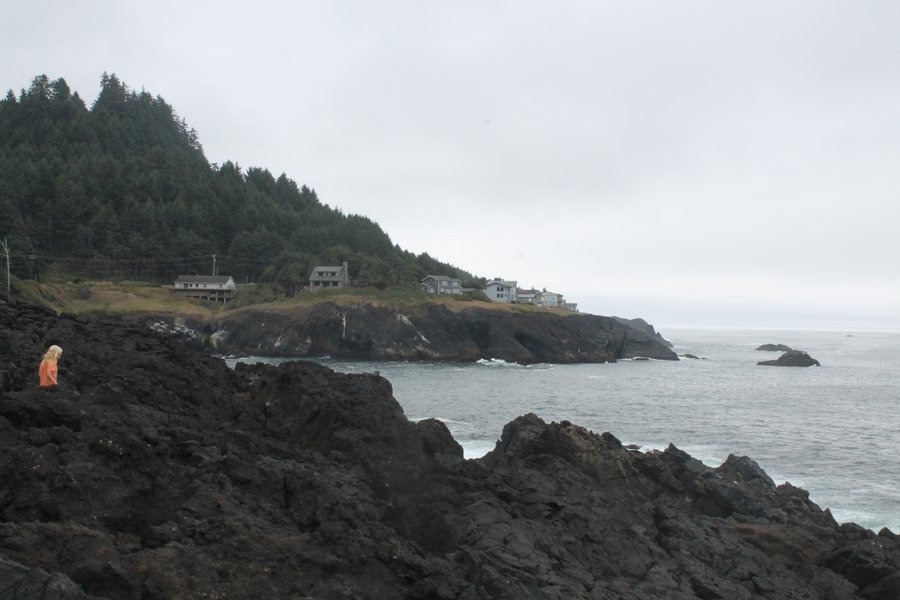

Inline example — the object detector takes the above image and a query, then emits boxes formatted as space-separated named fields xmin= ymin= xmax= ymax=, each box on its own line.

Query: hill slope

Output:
xmin=0 ymin=73 xmax=478 ymax=290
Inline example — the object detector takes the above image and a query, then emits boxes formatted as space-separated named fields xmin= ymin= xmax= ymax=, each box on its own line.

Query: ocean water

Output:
xmin=225 ymin=327 xmax=900 ymax=533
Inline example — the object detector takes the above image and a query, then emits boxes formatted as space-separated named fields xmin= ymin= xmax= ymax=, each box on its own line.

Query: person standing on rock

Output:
xmin=39 ymin=345 xmax=62 ymax=387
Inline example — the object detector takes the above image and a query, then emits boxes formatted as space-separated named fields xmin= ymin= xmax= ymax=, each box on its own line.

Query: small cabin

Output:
xmin=309 ymin=261 xmax=351 ymax=292
xmin=174 ymin=275 xmax=236 ymax=303
xmin=421 ymin=275 xmax=463 ymax=295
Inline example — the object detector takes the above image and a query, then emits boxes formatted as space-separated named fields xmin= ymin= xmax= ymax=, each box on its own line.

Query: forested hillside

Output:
xmin=0 ymin=73 xmax=480 ymax=291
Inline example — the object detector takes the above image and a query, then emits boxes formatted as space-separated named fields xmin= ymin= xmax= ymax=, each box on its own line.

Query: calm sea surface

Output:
xmin=225 ymin=327 xmax=900 ymax=532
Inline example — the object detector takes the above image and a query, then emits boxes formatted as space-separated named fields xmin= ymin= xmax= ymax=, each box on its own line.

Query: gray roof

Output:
xmin=175 ymin=275 xmax=233 ymax=284
xmin=421 ymin=274 xmax=462 ymax=283
xmin=309 ymin=265 xmax=346 ymax=282
xmin=486 ymin=280 xmax=517 ymax=288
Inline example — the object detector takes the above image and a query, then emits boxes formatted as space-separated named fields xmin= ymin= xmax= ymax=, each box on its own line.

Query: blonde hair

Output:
xmin=42 ymin=345 xmax=63 ymax=361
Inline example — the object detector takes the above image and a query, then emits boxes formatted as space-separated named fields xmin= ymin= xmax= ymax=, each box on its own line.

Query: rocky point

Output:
xmin=140 ymin=300 xmax=678 ymax=364
xmin=1 ymin=294 xmax=898 ymax=599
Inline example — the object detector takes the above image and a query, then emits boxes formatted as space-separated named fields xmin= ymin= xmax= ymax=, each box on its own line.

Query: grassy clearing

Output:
xmin=34 ymin=280 xmax=216 ymax=317
xmin=228 ymin=285 xmax=490 ymax=312
xmin=8 ymin=280 xmax=577 ymax=319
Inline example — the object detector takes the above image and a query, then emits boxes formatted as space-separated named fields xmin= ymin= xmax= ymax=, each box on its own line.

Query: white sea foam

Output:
xmin=476 ymin=358 xmax=519 ymax=367
xmin=459 ymin=440 xmax=497 ymax=459
xmin=475 ymin=358 xmax=553 ymax=370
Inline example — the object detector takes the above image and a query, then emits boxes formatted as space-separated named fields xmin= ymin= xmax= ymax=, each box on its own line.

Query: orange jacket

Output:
xmin=39 ymin=359 xmax=58 ymax=386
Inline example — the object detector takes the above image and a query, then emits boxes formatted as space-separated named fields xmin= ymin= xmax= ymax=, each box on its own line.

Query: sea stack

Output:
xmin=758 ymin=349 xmax=821 ymax=367
xmin=755 ymin=343 xmax=793 ymax=352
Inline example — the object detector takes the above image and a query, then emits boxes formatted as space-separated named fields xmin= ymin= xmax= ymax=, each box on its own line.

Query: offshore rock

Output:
xmin=2 ymin=296 xmax=898 ymax=599
xmin=756 ymin=343 xmax=794 ymax=352
xmin=168 ymin=301 xmax=678 ymax=364
xmin=758 ymin=349 xmax=822 ymax=367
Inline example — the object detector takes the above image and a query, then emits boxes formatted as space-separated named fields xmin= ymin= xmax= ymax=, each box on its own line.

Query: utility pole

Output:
xmin=212 ymin=254 xmax=217 ymax=277
xmin=0 ymin=237 xmax=9 ymax=294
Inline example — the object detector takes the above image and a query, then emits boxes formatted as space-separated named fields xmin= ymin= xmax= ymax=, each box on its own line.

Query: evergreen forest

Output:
xmin=0 ymin=74 xmax=481 ymax=293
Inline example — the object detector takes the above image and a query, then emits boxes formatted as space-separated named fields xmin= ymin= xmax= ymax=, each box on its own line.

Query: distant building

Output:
xmin=309 ymin=261 xmax=351 ymax=292
xmin=563 ymin=302 xmax=579 ymax=312
xmin=537 ymin=289 xmax=564 ymax=308
xmin=485 ymin=280 xmax=518 ymax=303
xmin=421 ymin=275 xmax=463 ymax=295
xmin=173 ymin=275 xmax=236 ymax=303
xmin=516 ymin=288 xmax=541 ymax=305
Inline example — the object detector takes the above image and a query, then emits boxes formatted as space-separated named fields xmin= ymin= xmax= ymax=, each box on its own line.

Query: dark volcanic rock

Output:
xmin=613 ymin=316 xmax=674 ymax=348
xmin=756 ymin=343 xmax=794 ymax=352
xmin=171 ymin=301 xmax=678 ymax=364
xmin=2 ymin=294 xmax=897 ymax=599
xmin=758 ymin=349 xmax=822 ymax=367
xmin=0 ymin=557 xmax=94 ymax=600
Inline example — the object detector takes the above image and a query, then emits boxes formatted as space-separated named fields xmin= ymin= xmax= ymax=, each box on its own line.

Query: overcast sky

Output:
xmin=3 ymin=1 xmax=899 ymax=330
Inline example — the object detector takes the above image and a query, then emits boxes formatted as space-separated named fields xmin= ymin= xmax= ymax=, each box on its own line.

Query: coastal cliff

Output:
xmin=149 ymin=300 xmax=678 ymax=364
xmin=2 ymin=298 xmax=899 ymax=599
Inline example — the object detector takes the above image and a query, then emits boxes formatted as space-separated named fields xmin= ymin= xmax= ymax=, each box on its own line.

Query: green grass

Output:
xmin=7 ymin=279 xmax=574 ymax=319
xmin=35 ymin=280 xmax=215 ymax=316
xmin=6 ymin=277 xmax=65 ymax=313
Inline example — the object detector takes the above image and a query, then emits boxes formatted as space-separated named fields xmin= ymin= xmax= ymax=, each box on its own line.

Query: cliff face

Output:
xmin=2 ymin=298 xmax=899 ymax=599
xmin=182 ymin=301 xmax=678 ymax=363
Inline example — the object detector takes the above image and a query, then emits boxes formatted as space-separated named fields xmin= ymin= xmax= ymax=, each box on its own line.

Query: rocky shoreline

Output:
xmin=143 ymin=300 xmax=678 ymax=364
xmin=2 ymin=297 xmax=899 ymax=599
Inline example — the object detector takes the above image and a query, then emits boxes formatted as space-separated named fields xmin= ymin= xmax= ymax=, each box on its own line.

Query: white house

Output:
xmin=516 ymin=288 xmax=541 ymax=304
xmin=537 ymin=289 xmax=564 ymax=308
xmin=421 ymin=274 xmax=463 ymax=295
xmin=309 ymin=261 xmax=351 ymax=292
xmin=173 ymin=275 xmax=236 ymax=303
xmin=485 ymin=280 xmax=518 ymax=303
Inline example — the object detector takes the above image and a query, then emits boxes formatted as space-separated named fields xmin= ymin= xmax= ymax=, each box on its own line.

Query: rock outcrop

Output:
xmin=613 ymin=316 xmax=674 ymax=348
xmin=758 ymin=350 xmax=822 ymax=367
xmin=144 ymin=301 xmax=678 ymax=364
xmin=1 ymin=296 xmax=896 ymax=599
xmin=756 ymin=343 xmax=794 ymax=352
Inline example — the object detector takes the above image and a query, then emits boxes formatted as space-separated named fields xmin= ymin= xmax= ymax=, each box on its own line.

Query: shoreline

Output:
xmin=2 ymin=296 xmax=899 ymax=597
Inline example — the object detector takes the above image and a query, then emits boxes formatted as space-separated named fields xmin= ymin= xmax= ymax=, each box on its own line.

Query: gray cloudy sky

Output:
xmin=3 ymin=1 xmax=899 ymax=330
